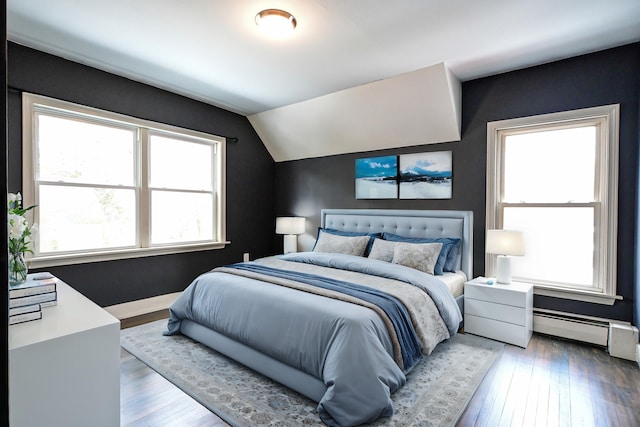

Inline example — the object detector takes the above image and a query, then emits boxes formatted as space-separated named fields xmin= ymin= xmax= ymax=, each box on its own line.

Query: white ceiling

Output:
xmin=8 ymin=0 xmax=640 ymax=159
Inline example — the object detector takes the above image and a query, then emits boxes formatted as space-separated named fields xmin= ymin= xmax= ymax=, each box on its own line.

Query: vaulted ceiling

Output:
xmin=8 ymin=1 xmax=640 ymax=160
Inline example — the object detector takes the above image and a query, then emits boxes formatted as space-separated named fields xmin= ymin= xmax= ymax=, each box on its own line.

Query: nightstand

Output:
xmin=464 ymin=279 xmax=533 ymax=348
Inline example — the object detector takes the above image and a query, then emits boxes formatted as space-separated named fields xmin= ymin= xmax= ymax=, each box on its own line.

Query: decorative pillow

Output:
xmin=313 ymin=228 xmax=381 ymax=256
xmin=368 ymin=238 xmax=397 ymax=262
xmin=382 ymin=232 xmax=461 ymax=274
xmin=391 ymin=242 xmax=443 ymax=275
xmin=443 ymin=239 xmax=462 ymax=272
xmin=313 ymin=231 xmax=371 ymax=256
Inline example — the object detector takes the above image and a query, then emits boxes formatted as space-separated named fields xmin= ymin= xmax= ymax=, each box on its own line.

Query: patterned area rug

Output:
xmin=121 ymin=320 xmax=503 ymax=427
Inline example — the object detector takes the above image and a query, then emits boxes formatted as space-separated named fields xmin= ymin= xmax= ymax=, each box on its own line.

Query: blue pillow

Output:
xmin=313 ymin=228 xmax=382 ymax=256
xmin=443 ymin=239 xmax=461 ymax=272
xmin=382 ymin=232 xmax=460 ymax=275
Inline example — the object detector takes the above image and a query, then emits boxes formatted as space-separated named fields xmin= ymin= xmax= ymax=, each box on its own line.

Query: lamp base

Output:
xmin=496 ymin=255 xmax=512 ymax=284
xmin=283 ymin=234 xmax=297 ymax=254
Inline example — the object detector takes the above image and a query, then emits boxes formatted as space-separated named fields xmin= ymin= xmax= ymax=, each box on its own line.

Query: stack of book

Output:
xmin=9 ymin=272 xmax=58 ymax=325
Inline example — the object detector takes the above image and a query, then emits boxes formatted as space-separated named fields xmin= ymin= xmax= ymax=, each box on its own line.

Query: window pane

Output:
xmin=503 ymin=207 xmax=594 ymax=287
xmin=151 ymin=191 xmax=213 ymax=244
xmin=38 ymin=185 xmax=136 ymax=253
xmin=503 ymin=127 xmax=596 ymax=203
xmin=24 ymin=93 xmax=226 ymax=263
xmin=149 ymin=134 xmax=213 ymax=191
xmin=37 ymin=114 xmax=136 ymax=186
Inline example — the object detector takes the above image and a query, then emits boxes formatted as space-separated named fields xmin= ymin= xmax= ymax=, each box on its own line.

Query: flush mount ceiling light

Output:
xmin=255 ymin=9 xmax=297 ymax=37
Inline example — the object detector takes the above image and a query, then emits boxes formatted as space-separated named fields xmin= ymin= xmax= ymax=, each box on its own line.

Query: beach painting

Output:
xmin=355 ymin=155 xmax=398 ymax=199
xmin=399 ymin=151 xmax=452 ymax=199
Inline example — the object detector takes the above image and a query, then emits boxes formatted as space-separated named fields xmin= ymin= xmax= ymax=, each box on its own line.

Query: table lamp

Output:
xmin=276 ymin=217 xmax=305 ymax=254
xmin=486 ymin=229 xmax=525 ymax=284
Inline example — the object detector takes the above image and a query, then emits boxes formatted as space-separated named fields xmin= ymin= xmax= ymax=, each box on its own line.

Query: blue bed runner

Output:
xmin=227 ymin=262 xmax=423 ymax=371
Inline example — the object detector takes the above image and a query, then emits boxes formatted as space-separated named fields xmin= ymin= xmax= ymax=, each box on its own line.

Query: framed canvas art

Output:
xmin=355 ymin=155 xmax=398 ymax=199
xmin=399 ymin=151 xmax=452 ymax=199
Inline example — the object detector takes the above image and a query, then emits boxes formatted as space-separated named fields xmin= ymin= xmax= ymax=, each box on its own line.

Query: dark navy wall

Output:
xmin=462 ymin=43 xmax=639 ymax=323
xmin=276 ymin=43 xmax=640 ymax=324
xmin=6 ymin=41 xmax=639 ymax=324
xmin=7 ymin=42 xmax=276 ymax=306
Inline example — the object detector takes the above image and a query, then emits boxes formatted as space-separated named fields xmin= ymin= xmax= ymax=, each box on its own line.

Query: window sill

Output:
xmin=28 ymin=241 xmax=231 ymax=269
xmin=533 ymin=285 xmax=621 ymax=306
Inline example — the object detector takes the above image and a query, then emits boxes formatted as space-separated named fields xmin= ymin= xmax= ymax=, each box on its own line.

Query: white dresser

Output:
xmin=464 ymin=279 xmax=533 ymax=348
xmin=9 ymin=280 xmax=121 ymax=427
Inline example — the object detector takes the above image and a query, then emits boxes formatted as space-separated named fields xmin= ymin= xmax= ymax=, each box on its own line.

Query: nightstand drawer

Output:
xmin=465 ymin=282 xmax=531 ymax=307
xmin=465 ymin=298 xmax=526 ymax=326
xmin=465 ymin=314 xmax=532 ymax=348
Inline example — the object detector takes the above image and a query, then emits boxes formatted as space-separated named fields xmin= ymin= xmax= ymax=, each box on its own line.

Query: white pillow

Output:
xmin=368 ymin=238 xmax=397 ymax=262
xmin=391 ymin=242 xmax=443 ymax=275
xmin=313 ymin=231 xmax=370 ymax=256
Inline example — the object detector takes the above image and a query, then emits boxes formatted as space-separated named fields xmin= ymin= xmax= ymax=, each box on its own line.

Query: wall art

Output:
xmin=355 ymin=155 xmax=398 ymax=199
xmin=399 ymin=151 xmax=452 ymax=199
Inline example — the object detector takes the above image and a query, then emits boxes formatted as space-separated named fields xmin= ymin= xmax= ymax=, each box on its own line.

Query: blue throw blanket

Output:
xmin=227 ymin=262 xmax=424 ymax=371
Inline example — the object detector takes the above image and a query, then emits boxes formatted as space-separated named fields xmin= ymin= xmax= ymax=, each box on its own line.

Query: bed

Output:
xmin=165 ymin=209 xmax=473 ymax=426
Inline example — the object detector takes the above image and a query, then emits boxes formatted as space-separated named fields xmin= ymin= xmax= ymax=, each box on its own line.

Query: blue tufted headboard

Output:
xmin=321 ymin=209 xmax=473 ymax=279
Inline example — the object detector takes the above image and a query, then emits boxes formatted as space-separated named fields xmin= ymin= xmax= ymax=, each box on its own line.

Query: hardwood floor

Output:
xmin=120 ymin=333 xmax=640 ymax=426
xmin=120 ymin=348 xmax=228 ymax=427
xmin=458 ymin=334 xmax=640 ymax=427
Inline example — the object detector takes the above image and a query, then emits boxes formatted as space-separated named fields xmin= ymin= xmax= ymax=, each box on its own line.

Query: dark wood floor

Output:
xmin=458 ymin=334 xmax=640 ymax=427
xmin=120 ymin=348 xmax=228 ymax=426
xmin=120 ymin=333 xmax=640 ymax=426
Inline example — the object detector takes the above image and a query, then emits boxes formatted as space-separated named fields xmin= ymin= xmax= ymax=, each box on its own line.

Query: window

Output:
xmin=22 ymin=93 xmax=227 ymax=268
xmin=486 ymin=105 xmax=619 ymax=304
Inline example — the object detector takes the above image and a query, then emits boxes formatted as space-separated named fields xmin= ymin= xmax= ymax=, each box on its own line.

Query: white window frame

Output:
xmin=22 ymin=93 xmax=228 ymax=268
xmin=486 ymin=104 xmax=620 ymax=305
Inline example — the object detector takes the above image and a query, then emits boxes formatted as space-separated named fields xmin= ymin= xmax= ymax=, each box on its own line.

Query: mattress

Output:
xmin=439 ymin=270 xmax=467 ymax=298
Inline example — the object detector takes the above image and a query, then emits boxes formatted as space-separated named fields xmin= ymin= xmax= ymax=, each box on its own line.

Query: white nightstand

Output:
xmin=464 ymin=279 xmax=533 ymax=348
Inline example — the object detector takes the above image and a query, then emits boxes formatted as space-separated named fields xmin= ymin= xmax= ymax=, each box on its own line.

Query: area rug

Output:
xmin=121 ymin=320 xmax=503 ymax=427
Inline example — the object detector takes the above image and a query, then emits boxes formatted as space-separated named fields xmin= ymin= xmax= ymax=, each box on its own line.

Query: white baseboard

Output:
xmin=533 ymin=309 xmax=640 ymax=362
xmin=105 ymin=292 xmax=181 ymax=328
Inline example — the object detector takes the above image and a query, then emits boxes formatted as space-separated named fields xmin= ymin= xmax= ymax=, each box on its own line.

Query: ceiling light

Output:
xmin=255 ymin=9 xmax=297 ymax=37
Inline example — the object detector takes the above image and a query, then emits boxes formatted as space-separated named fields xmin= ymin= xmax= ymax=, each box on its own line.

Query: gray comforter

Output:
xmin=165 ymin=252 xmax=462 ymax=426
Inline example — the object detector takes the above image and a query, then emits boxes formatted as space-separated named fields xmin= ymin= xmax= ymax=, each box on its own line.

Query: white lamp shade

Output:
xmin=276 ymin=217 xmax=305 ymax=235
xmin=485 ymin=229 xmax=525 ymax=256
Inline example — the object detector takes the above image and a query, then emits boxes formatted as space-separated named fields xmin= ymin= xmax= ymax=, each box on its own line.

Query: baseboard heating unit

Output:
xmin=533 ymin=309 xmax=610 ymax=347
xmin=533 ymin=309 xmax=640 ymax=361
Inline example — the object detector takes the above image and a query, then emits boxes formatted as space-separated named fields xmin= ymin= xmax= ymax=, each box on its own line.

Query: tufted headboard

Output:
xmin=321 ymin=209 xmax=473 ymax=279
